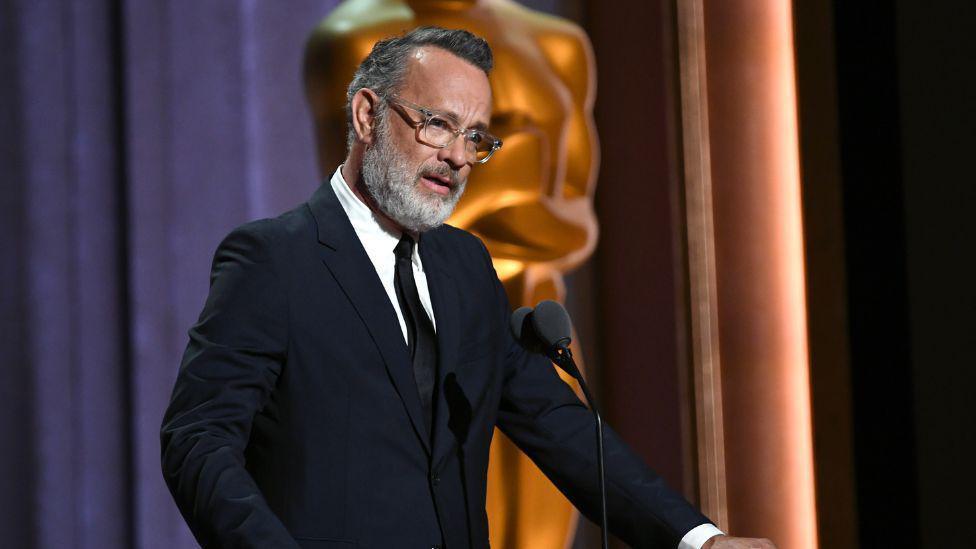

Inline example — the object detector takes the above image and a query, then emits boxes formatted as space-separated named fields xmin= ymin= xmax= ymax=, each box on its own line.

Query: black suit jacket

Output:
xmin=161 ymin=182 xmax=709 ymax=548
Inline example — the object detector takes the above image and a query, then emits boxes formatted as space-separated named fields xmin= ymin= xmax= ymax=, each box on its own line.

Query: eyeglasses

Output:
xmin=386 ymin=95 xmax=503 ymax=164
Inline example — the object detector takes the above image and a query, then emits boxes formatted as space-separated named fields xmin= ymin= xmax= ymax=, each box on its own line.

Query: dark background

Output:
xmin=796 ymin=0 xmax=976 ymax=546
xmin=829 ymin=1 xmax=976 ymax=546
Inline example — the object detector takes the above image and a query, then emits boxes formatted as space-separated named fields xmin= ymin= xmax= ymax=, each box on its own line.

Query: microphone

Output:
xmin=530 ymin=299 xmax=573 ymax=351
xmin=510 ymin=300 xmax=580 ymax=378
xmin=510 ymin=306 xmax=540 ymax=351
xmin=510 ymin=300 xmax=609 ymax=549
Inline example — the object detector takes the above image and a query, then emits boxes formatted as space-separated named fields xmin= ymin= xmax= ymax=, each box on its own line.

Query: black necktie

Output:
xmin=393 ymin=234 xmax=438 ymax=437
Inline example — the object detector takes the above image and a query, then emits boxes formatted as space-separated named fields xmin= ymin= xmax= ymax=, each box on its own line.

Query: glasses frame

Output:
xmin=386 ymin=95 xmax=503 ymax=164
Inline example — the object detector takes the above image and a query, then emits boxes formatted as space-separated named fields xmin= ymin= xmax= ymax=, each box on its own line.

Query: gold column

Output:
xmin=676 ymin=1 xmax=818 ymax=546
xmin=675 ymin=0 xmax=729 ymax=529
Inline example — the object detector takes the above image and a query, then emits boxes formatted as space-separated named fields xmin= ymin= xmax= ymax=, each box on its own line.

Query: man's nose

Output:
xmin=437 ymin=135 xmax=468 ymax=169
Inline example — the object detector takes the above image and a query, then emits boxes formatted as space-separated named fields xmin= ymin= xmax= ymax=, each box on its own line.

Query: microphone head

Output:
xmin=510 ymin=306 xmax=534 ymax=342
xmin=531 ymin=300 xmax=573 ymax=349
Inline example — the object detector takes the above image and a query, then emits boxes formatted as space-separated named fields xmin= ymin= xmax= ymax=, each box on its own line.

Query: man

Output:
xmin=161 ymin=27 xmax=775 ymax=549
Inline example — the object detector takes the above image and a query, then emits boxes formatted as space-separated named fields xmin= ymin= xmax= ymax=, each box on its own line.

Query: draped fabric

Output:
xmin=1 ymin=1 xmax=337 ymax=546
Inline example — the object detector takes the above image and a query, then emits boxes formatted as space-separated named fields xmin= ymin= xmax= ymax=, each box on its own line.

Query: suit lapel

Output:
xmin=420 ymin=232 xmax=464 ymax=467
xmin=309 ymin=182 xmax=431 ymax=456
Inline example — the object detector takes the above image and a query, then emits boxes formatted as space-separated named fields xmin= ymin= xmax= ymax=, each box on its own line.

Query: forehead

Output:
xmin=399 ymin=46 xmax=492 ymax=126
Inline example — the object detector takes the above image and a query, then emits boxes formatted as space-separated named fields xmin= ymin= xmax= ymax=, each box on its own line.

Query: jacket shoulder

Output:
xmin=220 ymin=200 xmax=315 ymax=249
xmin=431 ymin=223 xmax=492 ymax=261
xmin=433 ymin=223 xmax=487 ymax=250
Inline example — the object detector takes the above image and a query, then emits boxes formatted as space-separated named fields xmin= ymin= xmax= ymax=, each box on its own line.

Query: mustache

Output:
xmin=420 ymin=164 xmax=461 ymax=186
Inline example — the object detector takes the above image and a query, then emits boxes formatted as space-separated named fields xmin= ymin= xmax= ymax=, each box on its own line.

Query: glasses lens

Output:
xmin=423 ymin=115 xmax=457 ymax=146
xmin=416 ymin=108 xmax=499 ymax=163
xmin=468 ymin=131 xmax=497 ymax=162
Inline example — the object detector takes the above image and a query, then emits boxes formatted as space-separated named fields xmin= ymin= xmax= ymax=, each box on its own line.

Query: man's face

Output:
xmin=361 ymin=47 xmax=492 ymax=233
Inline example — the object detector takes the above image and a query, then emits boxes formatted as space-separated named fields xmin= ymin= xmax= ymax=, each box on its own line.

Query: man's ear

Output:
xmin=351 ymin=88 xmax=381 ymax=145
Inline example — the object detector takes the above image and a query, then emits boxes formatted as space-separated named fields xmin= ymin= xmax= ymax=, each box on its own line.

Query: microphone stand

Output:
xmin=549 ymin=345 xmax=608 ymax=549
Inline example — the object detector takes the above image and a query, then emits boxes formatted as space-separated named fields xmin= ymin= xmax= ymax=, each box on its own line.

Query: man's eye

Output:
xmin=467 ymin=132 xmax=484 ymax=145
xmin=428 ymin=117 xmax=451 ymax=130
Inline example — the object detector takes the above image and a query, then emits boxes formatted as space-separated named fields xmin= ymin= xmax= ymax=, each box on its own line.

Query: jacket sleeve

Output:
xmin=484 ymin=252 xmax=711 ymax=548
xmin=160 ymin=222 xmax=298 ymax=548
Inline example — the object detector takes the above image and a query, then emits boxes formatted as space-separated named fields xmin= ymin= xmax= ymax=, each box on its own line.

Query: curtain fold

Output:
xmin=2 ymin=1 xmax=335 ymax=547
xmin=2 ymin=0 xmax=129 ymax=546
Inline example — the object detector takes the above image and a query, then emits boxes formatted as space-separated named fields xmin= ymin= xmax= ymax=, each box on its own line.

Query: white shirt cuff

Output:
xmin=678 ymin=523 xmax=725 ymax=549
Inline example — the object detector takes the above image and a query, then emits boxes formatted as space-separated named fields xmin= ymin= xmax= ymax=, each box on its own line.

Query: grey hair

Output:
xmin=345 ymin=26 xmax=493 ymax=150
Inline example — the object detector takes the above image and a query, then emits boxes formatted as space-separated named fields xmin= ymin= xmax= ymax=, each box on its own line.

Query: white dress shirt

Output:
xmin=331 ymin=167 xmax=436 ymax=343
xmin=330 ymin=167 xmax=722 ymax=549
xmin=680 ymin=524 xmax=725 ymax=549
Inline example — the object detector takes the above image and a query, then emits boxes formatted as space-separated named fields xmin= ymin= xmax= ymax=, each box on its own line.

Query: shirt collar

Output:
xmin=330 ymin=166 xmax=423 ymax=270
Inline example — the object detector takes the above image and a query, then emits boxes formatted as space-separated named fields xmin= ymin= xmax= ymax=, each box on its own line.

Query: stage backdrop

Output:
xmin=0 ymin=1 xmax=588 ymax=548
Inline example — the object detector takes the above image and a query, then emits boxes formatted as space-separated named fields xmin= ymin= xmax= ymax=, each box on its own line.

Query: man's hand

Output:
xmin=702 ymin=535 xmax=777 ymax=549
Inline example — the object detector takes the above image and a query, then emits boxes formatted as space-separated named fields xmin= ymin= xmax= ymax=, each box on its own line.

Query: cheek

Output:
xmin=401 ymin=140 xmax=434 ymax=168
xmin=388 ymin=124 xmax=427 ymax=165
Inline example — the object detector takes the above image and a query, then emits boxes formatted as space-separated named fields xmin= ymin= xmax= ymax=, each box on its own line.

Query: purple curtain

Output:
xmin=2 ymin=1 xmax=338 ymax=546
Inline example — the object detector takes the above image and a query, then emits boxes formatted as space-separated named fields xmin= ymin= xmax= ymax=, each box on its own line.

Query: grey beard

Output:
xmin=360 ymin=123 xmax=466 ymax=233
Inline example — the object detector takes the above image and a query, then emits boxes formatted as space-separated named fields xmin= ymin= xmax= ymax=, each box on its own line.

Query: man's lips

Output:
xmin=420 ymin=173 xmax=453 ymax=196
